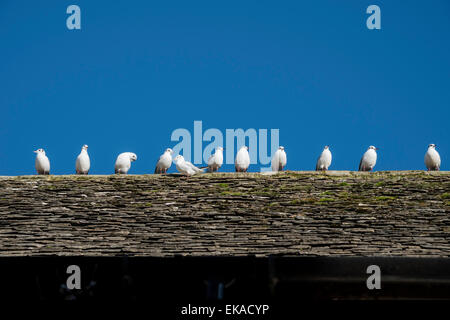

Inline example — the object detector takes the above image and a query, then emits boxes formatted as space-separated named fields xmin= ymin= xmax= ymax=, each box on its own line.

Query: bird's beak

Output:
xmin=376 ymin=148 xmax=380 ymax=150
xmin=33 ymin=150 xmax=37 ymax=153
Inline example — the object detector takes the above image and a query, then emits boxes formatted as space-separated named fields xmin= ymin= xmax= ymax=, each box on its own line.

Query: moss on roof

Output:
xmin=0 ymin=171 xmax=449 ymax=257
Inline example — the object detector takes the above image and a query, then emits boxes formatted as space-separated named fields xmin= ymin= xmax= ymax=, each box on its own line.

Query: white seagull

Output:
xmin=174 ymin=155 xmax=204 ymax=176
xmin=359 ymin=146 xmax=378 ymax=171
xmin=316 ymin=146 xmax=332 ymax=171
xmin=424 ymin=144 xmax=441 ymax=171
xmin=76 ymin=144 xmax=90 ymax=175
xmin=207 ymin=147 xmax=224 ymax=172
xmin=235 ymin=146 xmax=250 ymax=172
xmin=34 ymin=148 xmax=50 ymax=175
xmin=115 ymin=152 xmax=137 ymax=174
xmin=271 ymin=146 xmax=287 ymax=172
xmin=154 ymin=148 xmax=173 ymax=174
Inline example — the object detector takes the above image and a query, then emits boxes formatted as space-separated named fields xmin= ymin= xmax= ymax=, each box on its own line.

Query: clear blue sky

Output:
xmin=1 ymin=1 xmax=449 ymax=175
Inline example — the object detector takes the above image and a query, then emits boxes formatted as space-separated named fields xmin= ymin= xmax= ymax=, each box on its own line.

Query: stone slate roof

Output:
xmin=0 ymin=171 xmax=449 ymax=257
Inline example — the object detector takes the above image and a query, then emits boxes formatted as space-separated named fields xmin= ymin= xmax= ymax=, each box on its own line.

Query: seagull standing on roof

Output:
xmin=34 ymin=148 xmax=50 ymax=175
xmin=316 ymin=146 xmax=332 ymax=171
xmin=424 ymin=144 xmax=441 ymax=171
xmin=207 ymin=147 xmax=224 ymax=172
xmin=154 ymin=148 xmax=173 ymax=174
xmin=358 ymin=146 xmax=378 ymax=171
xmin=235 ymin=146 xmax=250 ymax=172
xmin=174 ymin=155 xmax=204 ymax=176
xmin=76 ymin=145 xmax=90 ymax=174
xmin=271 ymin=146 xmax=287 ymax=172
xmin=115 ymin=152 xmax=137 ymax=174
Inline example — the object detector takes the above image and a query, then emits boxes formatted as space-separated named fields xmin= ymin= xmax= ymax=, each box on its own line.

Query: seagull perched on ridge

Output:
xmin=76 ymin=145 xmax=90 ymax=174
xmin=154 ymin=148 xmax=173 ymax=174
xmin=34 ymin=148 xmax=50 ymax=175
xmin=207 ymin=147 xmax=224 ymax=172
xmin=316 ymin=146 xmax=332 ymax=171
xmin=235 ymin=146 xmax=250 ymax=172
xmin=115 ymin=152 xmax=137 ymax=174
xmin=358 ymin=146 xmax=378 ymax=171
xmin=271 ymin=146 xmax=287 ymax=172
xmin=424 ymin=144 xmax=441 ymax=171
xmin=174 ymin=155 xmax=205 ymax=176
